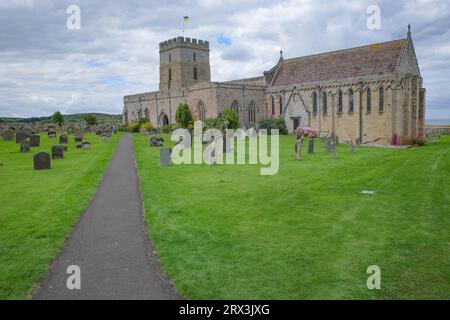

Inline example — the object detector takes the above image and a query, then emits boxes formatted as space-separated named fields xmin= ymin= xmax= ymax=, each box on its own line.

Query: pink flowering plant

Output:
xmin=294 ymin=126 xmax=317 ymax=138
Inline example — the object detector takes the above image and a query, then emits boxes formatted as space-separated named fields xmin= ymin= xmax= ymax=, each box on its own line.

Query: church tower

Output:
xmin=159 ymin=36 xmax=211 ymax=92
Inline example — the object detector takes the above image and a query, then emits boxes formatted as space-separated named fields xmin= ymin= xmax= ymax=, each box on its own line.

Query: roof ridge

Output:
xmin=283 ymin=38 xmax=407 ymax=63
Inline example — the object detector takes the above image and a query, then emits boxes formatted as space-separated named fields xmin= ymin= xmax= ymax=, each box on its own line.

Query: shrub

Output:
xmin=175 ymin=103 xmax=193 ymax=129
xmin=84 ymin=114 xmax=98 ymax=125
xmin=138 ymin=118 xmax=149 ymax=127
xmin=51 ymin=111 xmax=65 ymax=127
xmin=162 ymin=124 xmax=177 ymax=133
xmin=412 ymin=139 xmax=425 ymax=146
xmin=258 ymin=118 xmax=288 ymax=135
xmin=128 ymin=122 xmax=139 ymax=133
xmin=141 ymin=121 xmax=154 ymax=132
xmin=294 ymin=126 xmax=317 ymax=138
xmin=118 ymin=123 xmax=128 ymax=132
xmin=204 ymin=116 xmax=227 ymax=133
xmin=223 ymin=108 xmax=240 ymax=130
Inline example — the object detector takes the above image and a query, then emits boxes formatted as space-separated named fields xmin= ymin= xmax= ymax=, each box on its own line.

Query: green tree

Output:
xmin=175 ymin=103 xmax=192 ymax=129
xmin=84 ymin=113 xmax=98 ymax=125
xmin=51 ymin=111 xmax=65 ymax=127
xmin=223 ymin=108 xmax=240 ymax=130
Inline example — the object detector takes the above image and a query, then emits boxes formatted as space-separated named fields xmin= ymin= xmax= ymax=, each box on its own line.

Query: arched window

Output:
xmin=248 ymin=101 xmax=257 ymax=123
xmin=279 ymin=96 xmax=283 ymax=114
xmin=313 ymin=92 xmax=318 ymax=114
xmin=169 ymin=53 xmax=171 ymax=62
xmin=159 ymin=113 xmax=169 ymax=126
xmin=367 ymin=88 xmax=372 ymax=113
xmin=197 ymin=101 xmax=206 ymax=121
xmin=379 ymin=87 xmax=384 ymax=112
xmin=169 ymin=68 xmax=172 ymax=82
xmin=349 ymin=89 xmax=354 ymax=113
xmin=271 ymin=96 xmax=275 ymax=115
xmin=193 ymin=53 xmax=196 ymax=61
xmin=322 ymin=92 xmax=328 ymax=114
xmin=231 ymin=100 xmax=239 ymax=113
xmin=194 ymin=67 xmax=198 ymax=80
xmin=338 ymin=90 xmax=343 ymax=113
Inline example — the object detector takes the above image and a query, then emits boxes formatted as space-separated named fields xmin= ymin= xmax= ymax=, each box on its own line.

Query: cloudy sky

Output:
xmin=0 ymin=0 xmax=449 ymax=120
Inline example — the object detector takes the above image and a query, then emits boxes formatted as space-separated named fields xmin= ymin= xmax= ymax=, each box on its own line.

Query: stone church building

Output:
xmin=123 ymin=26 xmax=425 ymax=145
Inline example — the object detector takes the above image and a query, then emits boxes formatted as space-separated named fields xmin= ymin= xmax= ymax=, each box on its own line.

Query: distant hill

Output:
xmin=0 ymin=113 xmax=122 ymax=125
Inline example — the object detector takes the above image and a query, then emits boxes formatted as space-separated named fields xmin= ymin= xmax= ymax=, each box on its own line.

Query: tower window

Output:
xmin=169 ymin=68 xmax=172 ymax=82
xmin=271 ymin=96 xmax=275 ymax=115
xmin=193 ymin=53 xmax=196 ymax=61
xmin=379 ymin=87 xmax=384 ymax=112
xmin=279 ymin=96 xmax=283 ymax=114
xmin=338 ymin=90 xmax=343 ymax=113
xmin=322 ymin=92 xmax=327 ymax=114
xmin=313 ymin=92 xmax=318 ymax=114
xmin=194 ymin=67 xmax=198 ymax=80
xmin=367 ymin=88 xmax=372 ymax=113
xmin=169 ymin=53 xmax=171 ymax=62
xmin=349 ymin=89 xmax=354 ymax=113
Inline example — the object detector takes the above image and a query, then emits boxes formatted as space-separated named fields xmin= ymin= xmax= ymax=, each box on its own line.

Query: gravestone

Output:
xmin=295 ymin=137 xmax=303 ymax=160
xmin=331 ymin=139 xmax=338 ymax=160
xmin=74 ymin=136 xmax=83 ymax=143
xmin=74 ymin=128 xmax=85 ymax=138
xmin=24 ymin=128 xmax=32 ymax=137
xmin=20 ymin=141 xmax=30 ymax=153
xmin=150 ymin=135 xmax=164 ymax=147
xmin=96 ymin=130 xmax=102 ymax=135
xmin=82 ymin=142 xmax=91 ymax=150
xmin=356 ymin=137 xmax=361 ymax=147
xmin=160 ymin=148 xmax=171 ymax=166
xmin=59 ymin=134 xmax=69 ymax=144
xmin=102 ymin=129 xmax=112 ymax=138
xmin=67 ymin=126 xmax=75 ymax=135
xmin=48 ymin=131 xmax=57 ymax=139
xmin=52 ymin=145 xmax=64 ymax=160
xmin=349 ymin=141 xmax=355 ymax=153
xmin=34 ymin=152 xmax=51 ymax=170
xmin=16 ymin=132 xmax=26 ymax=144
xmin=308 ymin=139 xmax=315 ymax=154
xmin=3 ymin=129 xmax=14 ymax=141
xmin=29 ymin=135 xmax=40 ymax=147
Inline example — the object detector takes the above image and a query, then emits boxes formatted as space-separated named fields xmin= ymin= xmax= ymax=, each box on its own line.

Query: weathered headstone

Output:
xmin=3 ymin=129 xmax=14 ymax=141
xmin=29 ymin=135 xmax=40 ymax=147
xmin=160 ymin=148 xmax=171 ymax=166
xmin=308 ymin=139 xmax=315 ymax=154
xmin=16 ymin=132 xmax=26 ymax=144
xmin=349 ymin=140 xmax=355 ymax=153
xmin=52 ymin=145 xmax=64 ymax=160
xmin=59 ymin=134 xmax=68 ymax=144
xmin=20 ymin=141 xmax=30 ymax=153
xmin=67 ymin=126 xmax=75 ymax=135
xmin=82 ymin=142 xmax=91 ymax=150
xmin=34 ymin=152 xmax=51 ymax=170
xmin=295 ymin=137 xmax=303 ymax=160
xmin=74 ymin=128 xmax=85 ymax=138
xmin=331 ymin=139 xmax=338 ymax=160
xmin=150 ymin=135 xmax=164 ymax=147
xmin=48 ymin=131 xmax=57 ymax=139
xmin=356 ymin=137 xmax=361 ymax=147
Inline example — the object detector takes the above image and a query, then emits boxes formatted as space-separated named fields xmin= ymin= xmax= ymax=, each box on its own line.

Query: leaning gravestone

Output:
xmin=59 ymin=134 xmax=68 ymax=144
xmin=34 ymin=152 xmax=51 ymax=170
xmin=52 ymin=145 xmax=64 ymax=160
xmin=3 ymin=129 xmax=14 ymax=141
xmin=20 ymin=141 xmax=30 ymax=153
xmin=308 ymin=139 xmax=315 ymax=154
xmin=16 ymin=132 xmax=26 ymax=144
xmin=29 ymin=135 xmax=40 ymax=147
xmin=160 ymin=148 xmax=171 ymax=166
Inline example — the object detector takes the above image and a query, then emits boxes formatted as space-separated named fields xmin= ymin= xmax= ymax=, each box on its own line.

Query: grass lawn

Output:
xmin=134 ymin=134 xmax=450 ymax=299
xmin=0 ymin=133 xmax=119 ymax=299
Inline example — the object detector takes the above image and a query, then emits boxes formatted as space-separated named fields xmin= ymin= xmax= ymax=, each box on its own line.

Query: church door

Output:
xmin=293 ymin=118 xmax=300 ymax=131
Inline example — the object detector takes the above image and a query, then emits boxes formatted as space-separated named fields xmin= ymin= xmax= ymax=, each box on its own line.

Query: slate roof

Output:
xmin=271 ymin=39 xmax=406 ymax=87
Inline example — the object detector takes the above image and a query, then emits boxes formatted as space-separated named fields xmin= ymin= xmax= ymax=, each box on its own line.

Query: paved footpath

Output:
xmin=34 ymin=134 xmax=180 ymax=300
